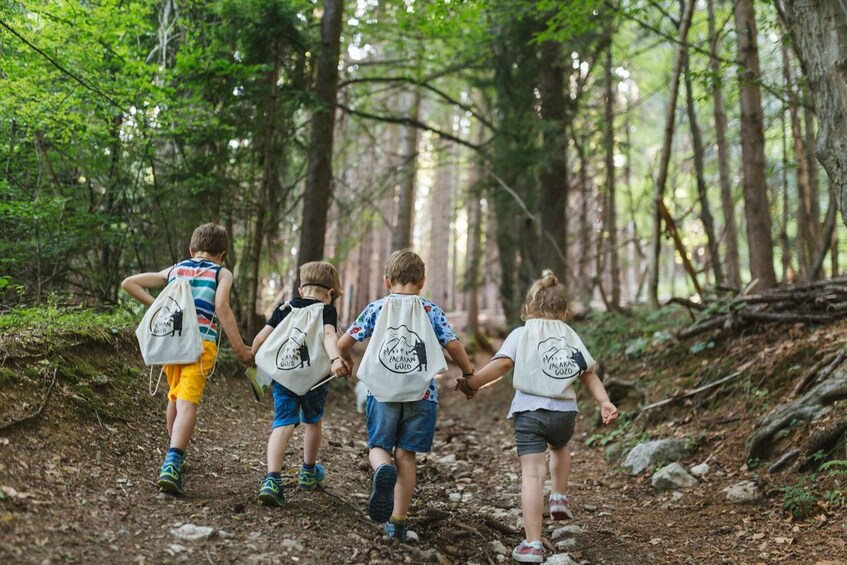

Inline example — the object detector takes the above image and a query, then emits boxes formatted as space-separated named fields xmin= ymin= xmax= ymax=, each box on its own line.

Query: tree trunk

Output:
xmin=781 ymin=100 xmax=795 ymax=282
xmin=805 ymin=105 xmax=823 ymax=259
xmin=295 ymin=0 xmax=344 ymax=286
xmin=708 ymin=0 xmax=741 ymax=290
xmin=648 ymin=0 xmax=694 ymax=308
xmin=392 ymin=88 xmax=422 ymax=251
xmin=604 ymin=31 xmax=621 ymax=307
xmin=576 ymin=135 xmax=594 ymax=307
xmin=782 ymin=40 xmax=817 ymax=279
xmin=782 ymin=0 xmax=847 ymax=231
xmin=538 ymin=38 xmax=569 ymax=281
xmin=684 ymin=48 xmax=723 ymax=289
xmin=734 ymin=0 xmax=777 ymax=290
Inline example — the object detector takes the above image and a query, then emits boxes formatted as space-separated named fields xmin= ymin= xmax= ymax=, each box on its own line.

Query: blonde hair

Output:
xmin=300 ymin=261 xmax=342 ymax=299
xmin=189 ymin=223 xmax=229 ymax=255
xmin=522 ymin=270 xmax=569 ymax=321
xmin=384 ymin=249 xmax=425 ymax=285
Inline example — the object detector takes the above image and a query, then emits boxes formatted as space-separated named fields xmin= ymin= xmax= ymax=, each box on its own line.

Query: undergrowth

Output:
xmin=576 ymin=306 xmax=688 ymax=359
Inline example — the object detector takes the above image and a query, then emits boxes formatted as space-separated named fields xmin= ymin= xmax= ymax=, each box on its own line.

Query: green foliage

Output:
xmin=586 ymin=412 xmax=632 ymax=447
xmin=576 ymin=307 xmax=687 ymax=359
xmin=780 ymin=478 xmax=819 ymax=519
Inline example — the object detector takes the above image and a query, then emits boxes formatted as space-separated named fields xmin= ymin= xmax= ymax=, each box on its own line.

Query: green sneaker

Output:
xmin=384 ymin=518 xmax=408 ymax=542
xmin=258 ymin=475 xmax=285 ymax=506
xmin=157 ymin=460 xmax=185 ymax=495
xmin=298 ymin=463 xmax=325 ymax=490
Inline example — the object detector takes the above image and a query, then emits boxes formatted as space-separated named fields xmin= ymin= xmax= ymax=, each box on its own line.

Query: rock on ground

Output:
xmin=546 ymin=553 xmax=579 ymax=565
xmin=622 ymin=439 xmax=691 ymax=475
xmin=690 ymin=462 xmax=710 ymax=477
xmin=722 ymin=481 xmax=762 ymax=503
xmin=551 ymin=525 xmax=585 ymax=540
xmin=651 ymin=462 xmax=698 ymax=490
xmin=169 ymin=524 xmax=214 ymax=541
xmin=490 ymin=540 xmax=508 ymax=555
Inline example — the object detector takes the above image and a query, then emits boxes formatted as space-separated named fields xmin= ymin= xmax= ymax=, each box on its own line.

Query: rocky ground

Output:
xmin=1 ymin=319 xmax=847 ymax=564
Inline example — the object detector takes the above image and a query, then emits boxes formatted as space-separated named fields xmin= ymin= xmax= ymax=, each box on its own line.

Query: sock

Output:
xmin=390 ymin=515 xmax=406 ymax=524
xmin=267 ymin=472 xmax=282 ymax=480
xmin=302 ymin=463 xmax=316 ymax=472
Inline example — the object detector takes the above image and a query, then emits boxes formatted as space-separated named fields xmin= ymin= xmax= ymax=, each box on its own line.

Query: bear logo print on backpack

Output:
xmin=255 ymin=302 xmax=330 ymax=396
xmin=135 ymin=278 xmax=203 ymax=367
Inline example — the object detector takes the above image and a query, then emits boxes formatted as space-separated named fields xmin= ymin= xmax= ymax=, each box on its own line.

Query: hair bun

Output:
xmin=540 ymin=269 xmax=559 ymax=287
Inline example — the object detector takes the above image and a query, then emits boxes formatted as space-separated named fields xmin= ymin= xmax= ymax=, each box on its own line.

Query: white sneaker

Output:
xmin=550 ymin=493 xmax=573 ymax=520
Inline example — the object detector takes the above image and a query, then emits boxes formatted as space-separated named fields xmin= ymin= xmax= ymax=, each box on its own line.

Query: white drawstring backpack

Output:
xmin=357 ymin=295 xmax=447 ymax=402
xmin=255 ymin=302 xmax=331 ymax=396
xmin=512 ymin=319 xmax=595 ymax=399
xmin=135 ymin=267 xmax=218 ymax=395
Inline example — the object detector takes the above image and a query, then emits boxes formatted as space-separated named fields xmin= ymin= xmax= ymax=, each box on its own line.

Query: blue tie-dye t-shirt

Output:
xmin=347 ymin=294 xmax=458 ymax=403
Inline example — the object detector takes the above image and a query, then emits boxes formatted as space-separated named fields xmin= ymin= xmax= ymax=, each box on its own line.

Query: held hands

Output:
xmin=331 ymin=357 xmax=351 ymax=378
xmin=600 ymin=401 xmax=619 ymax=425
xmin=235 ymin=344 xmax=255 ymax=367
xmin=454 ymin=375 xmax=477 ymax=400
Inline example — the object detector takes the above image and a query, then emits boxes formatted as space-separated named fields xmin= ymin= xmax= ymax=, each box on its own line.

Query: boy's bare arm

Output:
xmin=337 ymin=333 xmax=356 ymax=365
xmin=579 ymin=369 xmax=619 ymax=424
xmin=214 ymin=269 xmax=254 ymax=365
xmin=120 ymin=269 xmax=170 ymax=306
xmin=444 ymin=339 xmax=474 ymax=375
xmin=251 ymin=325 xmax=274 ymax=355
xmin=323 ymin=325 xmax=349 ymax=377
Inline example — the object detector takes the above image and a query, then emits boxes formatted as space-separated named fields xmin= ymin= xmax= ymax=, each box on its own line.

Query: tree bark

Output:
xmin=295 ymin=0 xmax=344 ymax=285
xmin=734 ymin=0 xmax=777 ymax=290
xmin=683 ymin=48 xmax=723 ymax=289
xmin=782 ymin=0 xmax=847 ymax=231
xmin=603 ymin=31 xmax=621 ymax=307
xmin=392 ymin=88 xmax=421 ymax=251
xmin=538 ymin=39 xmax=569 ymax=281
xmin=707 ymin=0 xmax=741 ymax=289
xmin=782 ymin=40 xmax=817 ymax=278
xmin=648 ymin=0 xmax=694 ymax=308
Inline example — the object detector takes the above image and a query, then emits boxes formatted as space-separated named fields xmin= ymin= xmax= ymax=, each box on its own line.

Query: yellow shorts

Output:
xmin=164 ymin=341 xmax=218 ymax=404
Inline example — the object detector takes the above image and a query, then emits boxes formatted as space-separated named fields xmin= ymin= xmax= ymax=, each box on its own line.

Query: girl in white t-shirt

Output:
xmin=456 ymin=271 xmax=618 ymax=564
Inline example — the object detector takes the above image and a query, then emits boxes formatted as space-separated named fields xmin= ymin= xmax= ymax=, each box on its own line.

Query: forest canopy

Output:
xmin=1 ymin=0 xmax=843 ymax=334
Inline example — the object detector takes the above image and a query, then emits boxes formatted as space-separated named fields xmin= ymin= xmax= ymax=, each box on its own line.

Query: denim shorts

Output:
xmin=366 ymin=396 xmax=437 ymax=453
xmin=272 ymin=381 xmax=329 ymax=428
xmin=513 ymin=409 xmax=576 ymax=456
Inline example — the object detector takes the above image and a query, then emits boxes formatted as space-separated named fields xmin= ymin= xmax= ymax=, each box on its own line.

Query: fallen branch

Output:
xmin=0 ymin=367 xmax=58 ymax=431
xmin=481 ymin=515 xmax=520 ymax=537
xmin=640 ymin=361 xmax=753 ymax=412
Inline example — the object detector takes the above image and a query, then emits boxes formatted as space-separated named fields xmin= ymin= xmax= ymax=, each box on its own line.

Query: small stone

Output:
xmin=651 ymin=462 xmax=698 ymax=490
xmin=169 ymin=544 xmax=186 ymax=554
xmin=722 ymin=481 xmax=761 ymax=503
xmin=672 ymin=491 xmax=684 ymax=500
xmin=449 ymin=492 xmax=463 ymax=503
xmin=438 ymin=454 xmax=457 ymax=465
xmin=490 ymin=540 xmax=508 ymax=555
xmin=406 ymin=530 xmax=419 ymax=543
xmin=170 ymin=524 xmax=214 ymax=541
xmin=546 ymin=554 xmax=579 ymax=565
xmin=555 ymin=538 xmax=577 ymax=549
xmin=551 ymin=525 xmax=585 ymax=540
xmin=281 ymin=538 xmax=304 ymax=552
xmin=622 ymin=439 xmax=691 ymax=475
xmin=690 ymin=463 xmax=710 ymax=477
xmin=583 ymin=504 xmax=598 ymax=511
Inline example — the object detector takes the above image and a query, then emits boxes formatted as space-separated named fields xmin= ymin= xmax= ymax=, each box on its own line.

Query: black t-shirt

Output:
xmin=266 ymin=297 xmax=338 ymax=329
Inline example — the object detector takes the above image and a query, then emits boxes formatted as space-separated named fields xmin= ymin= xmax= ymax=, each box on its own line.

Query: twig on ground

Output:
xmin=481 ymin=515 xmax=520 ymax=537
xmin=0 ymin=367 xmax=58 ymax=431
xmin=640 ymin=361 xmax=753 ymax=412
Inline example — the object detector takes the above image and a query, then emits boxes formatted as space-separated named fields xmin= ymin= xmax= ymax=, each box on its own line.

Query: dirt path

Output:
xmin=2 ymin=351 xmax=845 ymax=564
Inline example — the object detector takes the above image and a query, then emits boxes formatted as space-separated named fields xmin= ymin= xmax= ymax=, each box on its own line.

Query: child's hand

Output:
xmin=454 ymin=376 xmax=477 ymax=400
xmin=600 ymin=401 xmax=618 ymax=425
xmin=331 ymin=357 xmax=349 ymax=378
xmin=235 ymin=344 xmax=255 ymax=366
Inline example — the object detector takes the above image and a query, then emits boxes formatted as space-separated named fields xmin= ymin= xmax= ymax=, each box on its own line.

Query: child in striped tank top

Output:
xmin=122 ymin=223 xmax=254 ymax=495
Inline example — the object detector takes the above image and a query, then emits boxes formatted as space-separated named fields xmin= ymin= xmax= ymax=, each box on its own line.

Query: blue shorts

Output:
xmin=272 ymin=381 xmax=329 ymax=428
xmin=366 ymin=396 xmax=437 ymax=453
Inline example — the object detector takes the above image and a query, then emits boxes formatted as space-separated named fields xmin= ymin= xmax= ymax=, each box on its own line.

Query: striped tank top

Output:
xmin=168 ymin=259 xmax=221 ymax=342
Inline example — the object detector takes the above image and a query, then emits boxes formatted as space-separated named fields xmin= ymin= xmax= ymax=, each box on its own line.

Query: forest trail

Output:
xmin=1 ymin=336 xmax=846 ymax=565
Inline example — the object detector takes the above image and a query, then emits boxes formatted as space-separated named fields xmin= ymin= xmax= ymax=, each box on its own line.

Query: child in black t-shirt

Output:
xmin=252 ymin=261 xmax=349 ymax=506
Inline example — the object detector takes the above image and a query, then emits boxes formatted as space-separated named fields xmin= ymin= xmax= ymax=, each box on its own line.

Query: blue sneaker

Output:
xmin=258 ymin=475 xmax=285 ymax=507
xmin=298 ymin=463 xmax=325 ymax=490
xmin=384 ymin=518 xmax=408 ymax=542
xmin=157 ymin=459 xmax=184 ymax=495
xmin=368 ymin=463 xmax=397 ymax=523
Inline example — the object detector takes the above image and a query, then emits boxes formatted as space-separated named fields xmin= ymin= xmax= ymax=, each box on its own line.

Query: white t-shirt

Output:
xmin=495 ymin=327 xmax=580 ymax=419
